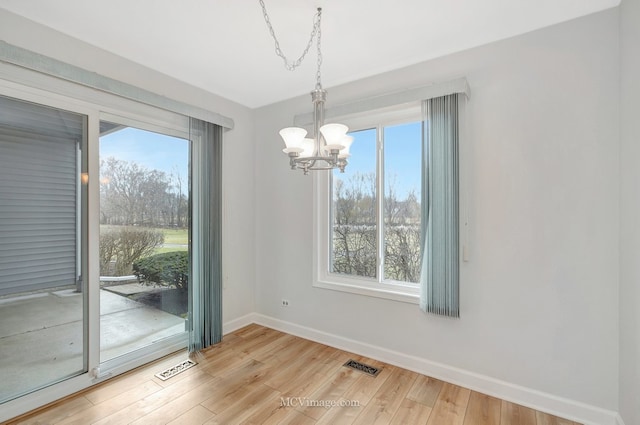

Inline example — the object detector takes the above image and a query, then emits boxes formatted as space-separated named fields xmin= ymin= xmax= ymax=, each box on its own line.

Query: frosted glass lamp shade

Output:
xmin=338 ymin=135 xmax=353 ymax=158
xmin=320 ymin=123 xmax=349 ymax=146
xmin=299 ymin=138 xmax=315 ymax=158
xmin=279 ymin=127 xmax=307 ymax=150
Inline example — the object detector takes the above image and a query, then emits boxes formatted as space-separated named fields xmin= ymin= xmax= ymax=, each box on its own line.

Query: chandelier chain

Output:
xmin=258 ymin=0 xmax=323 ymax=86
xmin=315 ymin=13 xmax=322 ymax=89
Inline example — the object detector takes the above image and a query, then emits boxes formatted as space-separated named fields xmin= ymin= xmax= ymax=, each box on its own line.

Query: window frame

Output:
xmin=313 ymin=104 xmax=422 ymax=303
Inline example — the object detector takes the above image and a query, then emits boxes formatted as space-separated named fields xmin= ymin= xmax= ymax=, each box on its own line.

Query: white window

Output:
xmin=314 ymin=107 xmax=423 ymax=303
xmin=308 ymin=82 xmax=466 ymax=310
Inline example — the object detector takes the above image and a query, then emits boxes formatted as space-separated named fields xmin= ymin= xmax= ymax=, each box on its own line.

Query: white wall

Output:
xmin=255 ymin=8 xmax=620 ymax=413
xmin=0 ymin=9 xmax=257 ymax=325
xmin=619 ymin=0 xmax=640 ymax=423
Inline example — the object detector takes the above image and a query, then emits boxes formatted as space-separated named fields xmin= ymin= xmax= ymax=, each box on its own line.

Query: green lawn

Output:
xmin=154 ymin=246 xmax=188 ymax=254
xmin=155 ymin=227 xmax=188 ymax=254
xmin=99 ymin=225 xmax=188 ymax=254
xmin=161 ymin=228 xmax=188 ymax=245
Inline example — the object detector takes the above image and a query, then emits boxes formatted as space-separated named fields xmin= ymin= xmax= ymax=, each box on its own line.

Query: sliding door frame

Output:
xmin=96 ymin=111 xmax=190 ymax=374
xmin=0 ymin=75 xmax=191 ymax=422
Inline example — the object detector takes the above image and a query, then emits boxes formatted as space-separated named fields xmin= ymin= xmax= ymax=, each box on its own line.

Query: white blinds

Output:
xmin=0 ymin=95 xmax=84 ymax=295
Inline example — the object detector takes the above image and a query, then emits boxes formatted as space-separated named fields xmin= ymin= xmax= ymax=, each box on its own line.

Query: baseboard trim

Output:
xmin=252 ymin=313 xmax=618 ymax=425
xmin=223 ymin=312 xmax=257 ymax=335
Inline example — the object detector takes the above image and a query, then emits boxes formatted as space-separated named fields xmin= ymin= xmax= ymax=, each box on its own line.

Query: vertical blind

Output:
xmin=188 ymin=118 xmax=223 ymax=352
xmin=420 ymin=93 xmax=460 ymax=317
xmin=0 ymin=95 xmax=84 ymax=296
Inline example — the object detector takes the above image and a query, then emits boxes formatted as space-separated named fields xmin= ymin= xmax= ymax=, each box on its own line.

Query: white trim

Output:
xmin=87 ymin=111 xmax=102 ymax=385
xmin=327 ymin=105 xmax=423 ymax=140
xmin=252 ymin=314 xmax=619 ymax=425
xmin=313 ymin=280 xmax=419 ymax=304
xmin=100 ymin=111 xmax=189 ymax=141
xmin=222 ymin=313 xmax=257 ymax=335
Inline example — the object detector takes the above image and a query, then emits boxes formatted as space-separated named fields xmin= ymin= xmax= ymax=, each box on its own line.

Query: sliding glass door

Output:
xmin=0 ymin=77 xmax=216 ymax=421
xmin=0 ymin=95 xmax=88 ymax=403
xmin=0 ymin=96 xmax=192 ymax=405
xmin=98 ymin=119 xmax=190 ymax=363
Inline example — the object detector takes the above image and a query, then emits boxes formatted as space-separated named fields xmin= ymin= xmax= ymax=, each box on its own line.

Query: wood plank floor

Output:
xmin=4 ymin=324 xmax=582 ymax=425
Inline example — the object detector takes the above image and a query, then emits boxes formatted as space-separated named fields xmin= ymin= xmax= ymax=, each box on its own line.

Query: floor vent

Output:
xmin=343 ymin=359 xmax=380 ymax=377
xmin=155 ymin=359 xmax=197 ymax=381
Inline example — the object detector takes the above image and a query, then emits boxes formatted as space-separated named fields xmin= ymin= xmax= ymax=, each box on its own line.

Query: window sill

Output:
xmin=313 ymin=277 xmax=419 ymax=304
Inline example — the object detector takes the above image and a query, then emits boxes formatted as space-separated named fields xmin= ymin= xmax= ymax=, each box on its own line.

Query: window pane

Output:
xmin=383 ymin=122 xmax=422 ymax=283
xmin=99 ymin=123 xmax=189 ymax=362
xmin=331 ymin=128 xmax=377 ymax=278
xmin=0 ymin=95 xmax=87 ymax=403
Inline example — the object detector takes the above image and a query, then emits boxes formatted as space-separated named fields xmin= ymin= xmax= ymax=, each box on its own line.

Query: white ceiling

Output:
xmin=0 ymin=0 xmax=620 ymax=108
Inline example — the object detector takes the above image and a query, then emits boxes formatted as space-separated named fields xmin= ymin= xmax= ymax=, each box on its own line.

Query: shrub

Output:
xmin=133 ymin=251 xmax=188 ymax=291
xmin=99 ymin=230 xmax=119 ymax=275
xmin=99 ymin=226 xmax=164 ymax=275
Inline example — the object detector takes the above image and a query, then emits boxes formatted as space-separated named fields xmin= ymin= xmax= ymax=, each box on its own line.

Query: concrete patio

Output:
xmin=0 ymin=286 xmax=185 ymax=403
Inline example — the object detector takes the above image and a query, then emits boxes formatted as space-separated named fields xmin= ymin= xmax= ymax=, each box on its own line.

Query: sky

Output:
xmin=99 ymin=125 xmax=190 ymax=193
xmin=99 ymin=121 xmax=421 ymax=201
xmin=335 ymin=121 xmax=422 ymax=201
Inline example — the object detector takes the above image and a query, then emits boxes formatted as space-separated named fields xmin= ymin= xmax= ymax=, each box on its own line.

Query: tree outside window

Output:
xmin=330 ymin=121 xmax=422 ymax=285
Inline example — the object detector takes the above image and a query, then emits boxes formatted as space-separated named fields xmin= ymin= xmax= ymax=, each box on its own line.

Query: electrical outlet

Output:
xmin=281 ymin=299 xmax=290 ymax=307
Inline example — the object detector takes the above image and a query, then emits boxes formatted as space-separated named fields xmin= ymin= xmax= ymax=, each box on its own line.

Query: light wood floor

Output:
xmin=5 ymin=324 xmax=581 ymax=425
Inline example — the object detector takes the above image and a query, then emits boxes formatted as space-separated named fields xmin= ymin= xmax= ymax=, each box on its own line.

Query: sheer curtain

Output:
xmin=189 ymin=118 xmax=223 ymax=351
xmin=420 ymin=93 xmax=460 ymax=317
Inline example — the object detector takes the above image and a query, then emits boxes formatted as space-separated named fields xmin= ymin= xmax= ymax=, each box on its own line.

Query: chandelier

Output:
xmin=259 ymin=1 xmax=353 ymax=174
